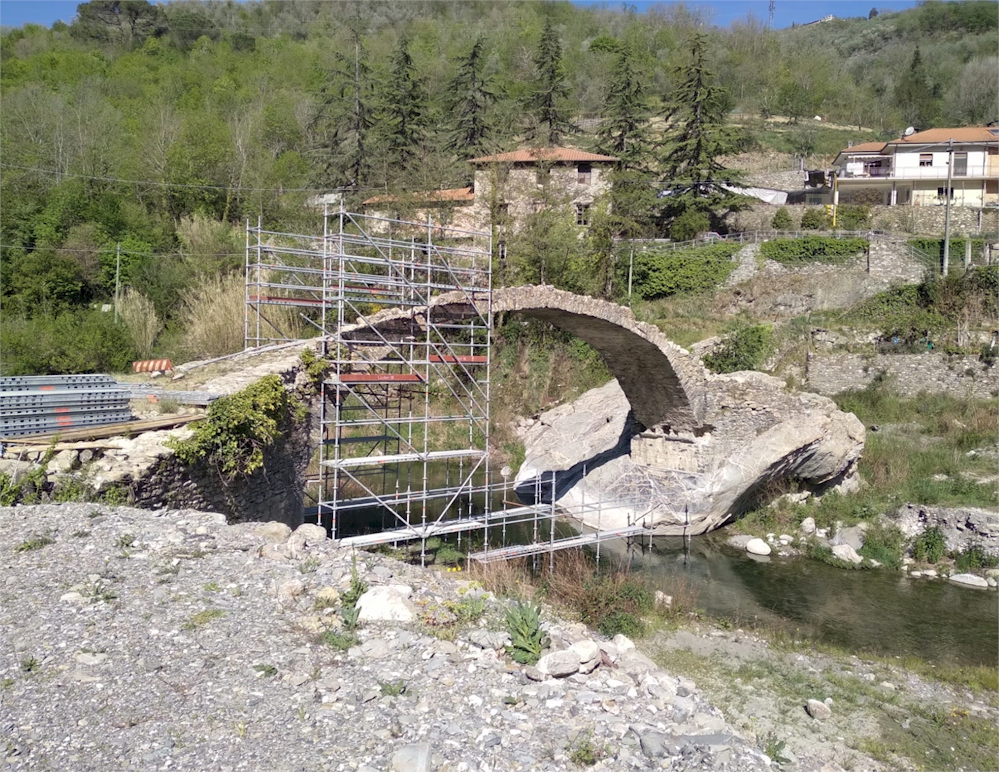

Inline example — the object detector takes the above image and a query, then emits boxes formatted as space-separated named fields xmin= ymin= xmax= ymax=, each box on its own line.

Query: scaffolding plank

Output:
xmin=321 ymin=449 xmax=485 ymax=469
xmin=427 ymin=355 xmax=488 ymax=364
xmin=332 ymin=374 xmax=424 ymax=384
xmin=338 ymin=517 xmax=490 ymax=548
xmin=468 ymin=526 xmax=649 ymax=563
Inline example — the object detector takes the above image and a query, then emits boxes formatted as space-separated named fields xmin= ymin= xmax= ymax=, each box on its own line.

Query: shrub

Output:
xmin=180 ymin=272 xmax=245 ymax=358
xmin=669 ymin=209 xmax=711 ymax=242
xmin=771 ymin=207 xmax=793 ymax=230
xmin=954 ymin=544 xmax=997 ymax=572
xmin=578 ymin=572 xmax=655 ymax=638
xmin=800 ymin=208 xmax=829 ymax=230
xmin=630 ymin=244 xmax=739 ymax=300
xmin=858 ymin=521 xmax=905 ymax=570
xmin=759 ymin=236 xmax=869 ymax=266
xmin=505 ymin=601 xmax=549 ymax=665
xmin=836 ymin=204 xmax=871 ymax=230
xmin=703 ymin=318 xmax=773 ymax=374
xmin=0 ymin=310 xmax=135 ymax=376
xmin=118 ymin=288 xmax=162 ymax=360
xmin=912 ymin=526 xmax=947 ymax=564
xmin=169 ymin=376 xmax=304 ymax=479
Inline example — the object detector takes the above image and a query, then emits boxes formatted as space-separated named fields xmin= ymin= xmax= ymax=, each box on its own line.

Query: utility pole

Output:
xmin=114 ymin=243 xmax=121 ymax=323
xmin=769 ymin=0 xmax=775 ymax=28
xmin=942 ymin=138 xmax=954 ymax=276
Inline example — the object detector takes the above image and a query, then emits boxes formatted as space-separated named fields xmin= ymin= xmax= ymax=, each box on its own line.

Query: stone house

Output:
xmin=831 ymin=126 xmax=999 ymax=208
xmin=362 ymin=146 xmax=618 ymax=233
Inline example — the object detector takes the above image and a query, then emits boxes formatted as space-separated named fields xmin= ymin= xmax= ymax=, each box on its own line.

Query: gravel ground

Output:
xmin=1 ymin=504 xmax=774 ymax=773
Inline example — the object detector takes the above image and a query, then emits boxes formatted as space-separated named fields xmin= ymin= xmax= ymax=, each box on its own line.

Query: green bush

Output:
xmin=0 ymin=310 xmax=136 ymax=376
xmin=954 ymin=544 xmax=998 ymax=572
xmin=630 ymin=244 xmax=739 ymax=300
xmin=579 ymin=573 xmax=654 ymax=638
xmin=836 ymin=204 xmax=871 ymax=230
xmin=771 ymin=207 xmax=793 ymax=230
xmin=858 ymin=521 xmax=905 ymax=570
xmin=169 ymin=376 xmax=304 ymax=479
xmin=800 ymin=209 xmax=829 ymax=230
xmin=912 ymin=527 xmax=947 ymax=564
xmin=669 ymin=209 xmax=711 ymax=242
xmin=505 ymin=601 xmax=549 ymax=665
xmin=703 ymin=318 xmax=773 ymax=374
xmin=759 ymin=237 xmax=868 ymax=266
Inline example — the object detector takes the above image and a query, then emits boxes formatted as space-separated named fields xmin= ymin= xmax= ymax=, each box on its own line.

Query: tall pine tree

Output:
xmin=594 ymin=43 xmax=653 ymax=171
xmin=382 ymin=36 xmax=427 ymax=172
xmin=528 ymin=18 xmax=576 ymax=146
xmin=894 ymin=47 xmax=939 ymax=129
xmin=446 ymin=36 xmax=495 ymax=157
xmin=657 ymin=33 xmax=745 ymax=224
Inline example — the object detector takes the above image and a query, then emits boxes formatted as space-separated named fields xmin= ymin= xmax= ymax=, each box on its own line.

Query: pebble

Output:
xmin=0 ymin=504 xmax=771 ymax=772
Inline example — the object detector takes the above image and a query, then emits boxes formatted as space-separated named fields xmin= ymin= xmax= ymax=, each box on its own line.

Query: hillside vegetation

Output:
xmin=1 ymin=0 xmax=996 ymax=376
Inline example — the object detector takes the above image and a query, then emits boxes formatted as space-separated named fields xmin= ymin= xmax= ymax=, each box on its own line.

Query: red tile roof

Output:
xmin=469 ymin=146 xmax=618 ymax=164
xmin=363 ymin=187 xmax=475 ymax=206
xmin=895 ymin=127 xmax=997 ymax=144
xmin=839 ymin=141 xmax=888 ymax=154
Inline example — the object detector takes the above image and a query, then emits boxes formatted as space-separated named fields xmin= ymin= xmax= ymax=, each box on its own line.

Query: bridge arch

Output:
xmin=491 ymin=286 xmax=706 ymax=432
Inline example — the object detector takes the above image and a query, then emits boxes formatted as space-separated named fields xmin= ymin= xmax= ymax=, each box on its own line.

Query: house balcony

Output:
xmin=838 ymin=164 xmax=996 ymax=181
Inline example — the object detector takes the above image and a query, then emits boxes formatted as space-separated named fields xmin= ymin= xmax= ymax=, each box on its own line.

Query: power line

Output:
xmin=0 ymin=244 xmax=245 ymax=258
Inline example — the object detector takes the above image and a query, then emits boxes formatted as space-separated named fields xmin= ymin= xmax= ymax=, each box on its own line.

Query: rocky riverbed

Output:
xmin=2 ymin=504 xmax=996 ymax=772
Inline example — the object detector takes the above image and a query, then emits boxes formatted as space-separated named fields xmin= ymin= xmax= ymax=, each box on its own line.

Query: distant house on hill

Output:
xmin=831 ymin=127 xmax=999 ymax=207
xmin=362 ymin=146 xmax=618 ymax=232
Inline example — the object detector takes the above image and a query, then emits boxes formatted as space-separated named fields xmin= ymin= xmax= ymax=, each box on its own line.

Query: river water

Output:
xmin=619 ymin=532 xmax=999 ymax=668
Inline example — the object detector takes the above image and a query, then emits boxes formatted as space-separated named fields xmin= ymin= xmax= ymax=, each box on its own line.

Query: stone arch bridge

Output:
xmin=340 ymin=285 xmax=708 ymax=433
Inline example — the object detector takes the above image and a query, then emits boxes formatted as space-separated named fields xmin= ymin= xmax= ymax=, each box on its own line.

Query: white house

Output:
xmin=832 ymin=127 xmax=999 ymax=207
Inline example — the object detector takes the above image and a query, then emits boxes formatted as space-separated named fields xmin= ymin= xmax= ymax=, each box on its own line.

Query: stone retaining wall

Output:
xmin=806 ymin=353 xmax=998 ymax=398
xmin=729 ymin=204 xmax=998 ymax=237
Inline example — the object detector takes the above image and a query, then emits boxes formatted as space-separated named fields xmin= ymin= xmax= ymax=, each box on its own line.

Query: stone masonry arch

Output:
xmin=491 ymin=286 xmax=707 ymax=432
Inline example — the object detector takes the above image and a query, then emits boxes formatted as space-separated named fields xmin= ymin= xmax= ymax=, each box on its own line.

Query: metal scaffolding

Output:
xmin=246 ymin=209 xmax=651 ymax=565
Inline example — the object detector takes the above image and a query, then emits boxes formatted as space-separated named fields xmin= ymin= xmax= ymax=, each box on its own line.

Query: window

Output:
xmin=919 ymin=154 xmax=933 ymax=167
xmin=937 ymin=187 xmax=954 ymax=200
xmin=577 ymin=163 xmax=592 ymax=185
xmin=954 ymin=152 xmax=968 ymax=177
xmin=575 ymin=203 xmax=591 ymax=226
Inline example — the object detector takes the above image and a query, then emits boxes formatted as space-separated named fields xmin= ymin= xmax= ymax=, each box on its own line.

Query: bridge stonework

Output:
xmin=491 ymin=286 xmax=707 ymax=432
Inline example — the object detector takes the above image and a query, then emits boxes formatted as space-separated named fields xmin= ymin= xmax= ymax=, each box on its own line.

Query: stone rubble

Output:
xmin=1 ymin=504 xmax=774 ymax=773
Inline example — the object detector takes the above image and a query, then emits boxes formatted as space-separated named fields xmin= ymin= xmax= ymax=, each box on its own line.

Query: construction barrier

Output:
xmin=132 ymin=359 xmax=173 ymax=373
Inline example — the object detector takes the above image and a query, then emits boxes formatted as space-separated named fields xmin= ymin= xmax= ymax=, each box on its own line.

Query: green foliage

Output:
xmin=759 ymin=237 xmax=868 ymax=266
xmin=252 ymin=663 xmax=278 ymax=678
xmin=433 ymin=543 xmax=465 ymax=567
xmin=579 ymin=572 xmax=654 ymax=638
xmin=953 ymin=544 xmax=998 ymax=572
xmin=912 ymin=527 xmax=947 ymax=564
xmin=858 ymin=521 xmax=905 ymax=570
xmin=762 ymin=732 xmax=792 ymax=765
xmin=836 ymin=205 xmax=870 ymax=231
xmin=669 ymin=209 xmax=711 ymax=242
xmin=703 ymin=318 xmax=773 ymax=374
xmin=528 ymin=17 xmax=575 ymax=145
xmin=184 ymin=609 xmax=225 ymax=629
xmin=771 ymin=208 xmax=793 ymax=230
xmin=800 ymin=209 xmax=829 ymax=231
xmin=504 ymin=601 xmax=549 ymax=665
xmin=569 ymin=734 xmax=608 ymax=766
xmin=445 ymin=594 xmax=486 ymax=625
xmin=630 ymin=244 xmax=739 ymax=300
xmin=14 ymin=534 xmax=55 ymax=553
xmin=322 ymin=630 xmax=357 ymax=651
xmin=0 ymin=310 xmax=135 ymax=376
xmin=169 ymin=376 xmax=302 ymax=480
xmin=341 ymin=553 xmax=369 ymax=609
xmin=379 ymin=679 xmax=407 ymax=696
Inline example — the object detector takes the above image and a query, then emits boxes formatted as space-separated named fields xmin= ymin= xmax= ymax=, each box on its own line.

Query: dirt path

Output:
xmin=644 ymin=624 xmax=998 ymax=772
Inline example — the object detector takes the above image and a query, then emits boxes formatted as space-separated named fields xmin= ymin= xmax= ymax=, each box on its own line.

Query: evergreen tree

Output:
xmin=657 ymin=33 xmax=745 ymax=223
xmin=446 ymin=37 xmax=495 ymax=157
xmin=382 ymin=36 xmax=427 ymax=172
xmin=314 ymin=29 xmax=376 ymax=189
xmin=894 ymin=47 xmax=939 ymax=129
xmin=594 ymin=44 xmax=653 ymax=171
xmin=528 ymin=18 xmax=576 ymax=146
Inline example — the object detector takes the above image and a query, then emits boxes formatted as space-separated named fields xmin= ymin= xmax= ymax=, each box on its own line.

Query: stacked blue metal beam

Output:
xmin=0 ymin=375 xmax=132 ymax=438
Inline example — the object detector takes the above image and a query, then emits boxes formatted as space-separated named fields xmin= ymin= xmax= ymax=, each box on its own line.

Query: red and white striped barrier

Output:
xmin=132 ymin=359 xmax=173 ymax=373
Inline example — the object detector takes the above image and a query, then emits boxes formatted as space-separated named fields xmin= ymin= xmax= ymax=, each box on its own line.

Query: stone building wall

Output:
xmin=806 ymin=353 xmax=998 ymax=399
xmin=729 ymin=204 xmax=997 ymax=237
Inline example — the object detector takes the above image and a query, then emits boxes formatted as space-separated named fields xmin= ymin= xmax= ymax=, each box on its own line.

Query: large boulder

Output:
xmin=516 ymin=375 xmax=864 ymax=535
xmin=889 ymin=504 xmax=999 ymax=558
xmin=356 ymin=585 xmax=416 ymax=623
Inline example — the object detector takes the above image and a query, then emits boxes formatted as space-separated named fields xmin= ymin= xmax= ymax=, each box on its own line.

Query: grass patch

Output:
xmin=252 ymin=664 xmax=277 ymax=678
xmin=14 ymin=534 xmax=54 ymax=552
xmin=322 ymin=630 xmax=357 ymax=651
xmin=184 ymin=609 xmax=225 ymax=629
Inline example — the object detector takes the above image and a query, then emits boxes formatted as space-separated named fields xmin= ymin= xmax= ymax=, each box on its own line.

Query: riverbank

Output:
xmin=2 ymin=504 xmax=997 ymax=772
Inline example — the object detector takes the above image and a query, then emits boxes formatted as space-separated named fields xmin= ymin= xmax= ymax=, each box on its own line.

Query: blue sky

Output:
xmin=0 ymin=0 xmax=924 ymax=31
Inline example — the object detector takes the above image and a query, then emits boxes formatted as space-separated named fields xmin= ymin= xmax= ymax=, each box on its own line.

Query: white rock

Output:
xmin=745 ymin=538 xmax=771 ymax=556
xmin=253 ymin=522 xmax=292 ymax=544
xmin=950 ymin=573 xmax=989 ymax=588
xmin=391 ymin=743 xmax=431 ymax=772
xmin=356 ymin=585 xmax=416 ymax=622
xmin=569 ymin=640 xmax=602 ymax=673
xmin=612 ymin=634 xmax=635 ymax=653
xmin=806 ymin=698 xmax=831 ymax=719
xmin=277 ymin=579 xmax=305 ymax=602
xmin=799 ymin=517 xmax=816 ymax=534
xmin=831 ymin=543 xmax=863 ymax=564
xmin=537 ymin=649 xmax=581 ymax=678
xmin=289 ymin=523 xmax=327 ymax=547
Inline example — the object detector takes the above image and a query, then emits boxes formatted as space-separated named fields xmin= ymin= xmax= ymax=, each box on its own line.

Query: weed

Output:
xmin=1 ymin=678 xmax=14 ymax=689
xmin=503 ymin=694 xmax=522 ymax=706
xmin=340 ymin=605 xmax=360 ymax=631
xmin=298 ymin=556 xmax=320 ymax=574
xmin=233 ymin=720 xmax=247 ymax=738
xmin=445 ymin=594 xmax=486 ymax=625
xmin=341 ymin=553 xmax=368 ymax=608
xmin=912 ymin=527 xmax=947 ymax=564
xmin=102 ymin=485 xmax=129 ymax=506
xmin=252 ymin=664 xmax=277 ymax=678
xmin=858 ymin=521 xmax=905 ymax=570
xmin=71 ymin=530 xmax=91 ymax=538
xmin=54 ymin=478 xmax=90 ymax=503
xmin=434 ymin=542 xmax=465 ymax=567
xmin=116 ymin=533 xmax=136 ymax=549
xmin=379 ymin=680 xmax=406 ymax=697
xmin=569 ymin=734 xmax=608 ymax=766
xmin=184 ymin=609 xmax=225 ymax=629
xmin=82 ymin=578 xmax=118 ymax=603
xmin=954 ymin=543 xmax=997 ymax=572
xmin=19 ymin=656 xmax=40 ymax=673
xmin=762 ymin=732 xmax=792 ymax=764
xmin=504 ymin=601 xmax=549 ymax=665
xmin=14 ymin=534 xmax=54 ymax=552
xmin=322 ymin=630 xmax=357 ymax=651
xmin=202 ymin=581 xmax=220 ymax=593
